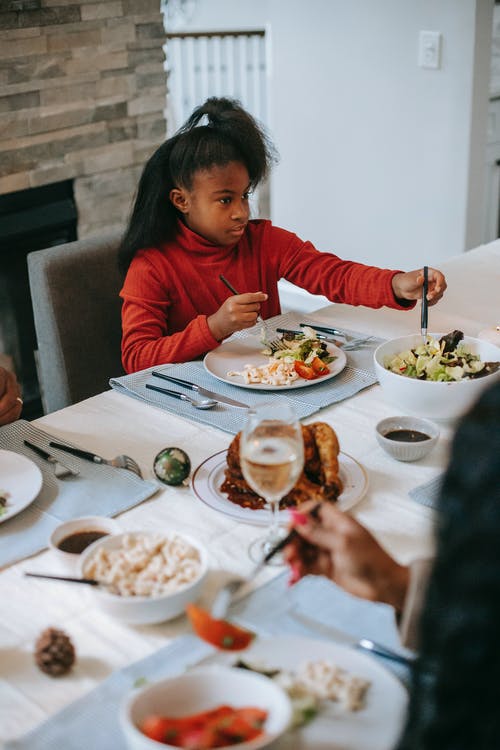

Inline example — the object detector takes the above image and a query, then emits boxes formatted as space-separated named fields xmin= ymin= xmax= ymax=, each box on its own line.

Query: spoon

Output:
xmin=145 ymin=383 xmax=217 ymax=409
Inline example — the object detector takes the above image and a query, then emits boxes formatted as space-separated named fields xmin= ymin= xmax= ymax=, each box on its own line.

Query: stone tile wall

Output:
xmin=0 ymin=0 xmax=167 ymax=237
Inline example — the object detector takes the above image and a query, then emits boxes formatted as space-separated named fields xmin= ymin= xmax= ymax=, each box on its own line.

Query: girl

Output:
xmin=119 ymin=97 xmax=446 ymax=373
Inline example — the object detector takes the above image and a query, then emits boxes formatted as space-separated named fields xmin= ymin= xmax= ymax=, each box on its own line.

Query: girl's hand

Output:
xmin=284 ymin=501 xmax=409 ymax=613
xmin=208 ymin=291 xmax=268 ymax=341
xmin=0 ymin=367 xmax=22 ymax=426
xmin=392 ymin=267 xmax=447 ymax=306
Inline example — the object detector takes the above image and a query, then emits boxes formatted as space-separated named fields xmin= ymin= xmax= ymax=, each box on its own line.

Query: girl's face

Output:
xmin=170 ymin=161 xmax=252 ymax=246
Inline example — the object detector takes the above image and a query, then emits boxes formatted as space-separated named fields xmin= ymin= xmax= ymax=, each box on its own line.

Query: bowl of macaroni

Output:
xmin=79 ymin=530 xmax=208 ymax=625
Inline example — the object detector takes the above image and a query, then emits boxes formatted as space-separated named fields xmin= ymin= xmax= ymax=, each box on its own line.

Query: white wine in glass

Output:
xmin=240 ymin=402 xmax=304 ymax=563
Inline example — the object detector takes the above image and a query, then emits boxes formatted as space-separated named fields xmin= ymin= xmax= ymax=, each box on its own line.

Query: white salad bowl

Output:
xmin=120 ymin=666 xmax=292 ymax=750
xmin=79 ymin=530 xmax=208 ymax=625
xmin=374 ymin=333 xmax=500 ymax=420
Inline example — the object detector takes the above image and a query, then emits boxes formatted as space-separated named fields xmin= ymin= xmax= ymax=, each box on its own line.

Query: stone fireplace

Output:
xmin=0 ymin=0 xmax=168 ymax=416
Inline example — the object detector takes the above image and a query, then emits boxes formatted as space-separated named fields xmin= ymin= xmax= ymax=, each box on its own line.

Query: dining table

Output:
xmin=0 ymin=237 xmax=499 ymax=749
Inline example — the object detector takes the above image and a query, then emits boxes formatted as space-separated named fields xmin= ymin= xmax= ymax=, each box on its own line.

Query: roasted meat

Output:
xmin=220 ymin=421 xmax=343 ymax=510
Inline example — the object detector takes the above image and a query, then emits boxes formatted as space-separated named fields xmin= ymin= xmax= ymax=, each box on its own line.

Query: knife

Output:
xmin=276 ymin=328 xmax=341 ymax=345
xmin=151 ymin=371 xmax=250 ymax=409
xmin=24 ymin=440 xmax=79 ymax=477
xmin=299 ymin=322 xmax=347 ymax=339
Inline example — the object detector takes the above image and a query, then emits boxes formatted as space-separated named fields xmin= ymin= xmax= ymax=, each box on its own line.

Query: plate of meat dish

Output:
xmin=191 ymin=422 xmax=368 ymax=525
xmin=203 ymin=328 xmax=347 ymax=391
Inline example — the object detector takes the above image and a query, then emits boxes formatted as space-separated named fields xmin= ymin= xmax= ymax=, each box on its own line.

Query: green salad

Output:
xmin=385 ymin=330 xmax=500 ymax=382
xmin=261 ymin=325 xmax=334 ymax=365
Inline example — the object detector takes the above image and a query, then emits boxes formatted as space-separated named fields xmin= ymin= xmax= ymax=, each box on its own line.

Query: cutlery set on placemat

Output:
xmin=23 ymin=438 xmax=142 ymax=479
xmin=146 ymin=371 xmax=249 ymax=410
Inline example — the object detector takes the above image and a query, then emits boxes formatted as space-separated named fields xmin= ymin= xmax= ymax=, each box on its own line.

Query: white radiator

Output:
xmin=165 ymin=30 xmax=268 ymax=134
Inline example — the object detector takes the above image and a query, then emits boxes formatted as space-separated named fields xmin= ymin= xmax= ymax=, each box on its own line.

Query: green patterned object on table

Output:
xmin=153 ymin=447 xmax=191 ymax=486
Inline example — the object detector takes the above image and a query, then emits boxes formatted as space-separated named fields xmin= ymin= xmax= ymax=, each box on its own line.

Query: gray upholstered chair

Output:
xmin=27 ymin=231 xmax=124 ymax=414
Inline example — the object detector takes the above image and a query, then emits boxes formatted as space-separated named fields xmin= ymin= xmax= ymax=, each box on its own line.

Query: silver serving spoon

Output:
xmin=146 ymin=383 xmax=217 ymax=409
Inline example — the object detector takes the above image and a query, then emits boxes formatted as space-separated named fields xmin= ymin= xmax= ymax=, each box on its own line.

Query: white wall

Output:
xmin=164 ymin=0 xmax=493 ymax=270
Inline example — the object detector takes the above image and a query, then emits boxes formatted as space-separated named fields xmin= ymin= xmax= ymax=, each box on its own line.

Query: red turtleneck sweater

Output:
xmin=120 ymin=220 xmax=412 ymax=373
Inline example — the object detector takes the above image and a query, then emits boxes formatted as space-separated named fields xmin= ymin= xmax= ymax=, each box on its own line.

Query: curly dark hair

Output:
xmin=397 ymin=380 xmax=500 ymax=750
xmin=118 ymin=97 xmax=277 ymax=272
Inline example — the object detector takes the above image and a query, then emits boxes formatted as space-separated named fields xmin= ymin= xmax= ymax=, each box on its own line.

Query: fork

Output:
xmin=211 ymin=505 xmax=321 ymax=619
xmin=219 ymin=274 xmax=270 ymax=337
xmin=299 ymin=323 xmax=374 ymax=348
xmin=265 ymin=337 xmax=290 ymax=353
xmin=48 ymin=441 xmax=143 ymax=478
xmin=274 ymin=327 xmax=374 ymax=351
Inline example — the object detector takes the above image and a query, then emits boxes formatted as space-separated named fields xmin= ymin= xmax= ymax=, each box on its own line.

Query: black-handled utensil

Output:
xmin=24 ymin=440 xmax=79 ymax=479
xmin=146 ymin=383 xmax=217 ymax=410
xmin=299 ymin=322 xmax=347 ymax=338
xmin=276 ymin=328 xmax=342 ymax=346
xmin=151 ymin=372 xmax=249 ymax=409
xmin=262 ymin=502 xmax=322 ymax=563
xmin=421 ymin=265 xmax=429 ymax=341
xmin=48 ymin=442 xmax=142 ymax=477
xmin=219 ymin=274 xmax=266 ymax=328
xmin=210 ymin=504 xmax=321 ymax=619
xmin=25 ymin=572 xmax=100 ymax=586
xmin=219 ymin=274 xmax=239 ymax=295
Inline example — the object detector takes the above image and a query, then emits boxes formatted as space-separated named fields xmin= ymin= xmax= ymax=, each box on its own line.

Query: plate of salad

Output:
xmin=384 ymin=330 xmax=500 ymax=382
xmin=204 ymin=327 xmax=347 ymax=390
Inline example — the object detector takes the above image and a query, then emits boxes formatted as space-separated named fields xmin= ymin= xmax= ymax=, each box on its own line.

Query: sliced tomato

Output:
xmin=294 ymin=361 xmax=316 ymax=379
xmin=186 ymin=604 xmax=255 ymax=651
xmin=141 ymin=715 xmax=172 ymax=743
xmin=311 ymin=356 xmax=330 ymax=376
xmin=141 ymin=706 xmax=267 ymax=748
xmin=232 ymin=707 xmax=268 ymax=728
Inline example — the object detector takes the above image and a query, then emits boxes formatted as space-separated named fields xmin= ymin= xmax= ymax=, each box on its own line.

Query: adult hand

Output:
xmin=0 ymin=367 xmax=23 ymax=426
xmin=284 ymin=501 xmax=409 ymax=613
xmin=207 ymin=291 xmax=268 ymax=341
xmin=392 ymin=267 xmax=446 ymax=306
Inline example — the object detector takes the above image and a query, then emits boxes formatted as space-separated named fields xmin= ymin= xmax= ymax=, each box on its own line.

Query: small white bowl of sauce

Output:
xmin=50 ymin=516 xmax=121 ymax=561
xmin=375 ymin=416 xmax=439 ymax=462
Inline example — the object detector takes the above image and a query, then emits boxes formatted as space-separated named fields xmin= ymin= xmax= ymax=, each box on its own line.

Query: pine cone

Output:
xmin=35 ymin=627 xmax=75 ymax=677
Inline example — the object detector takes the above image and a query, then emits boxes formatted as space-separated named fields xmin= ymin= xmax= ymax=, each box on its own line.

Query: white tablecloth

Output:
xmin=1 ymin=239 xmax=498 ymax=743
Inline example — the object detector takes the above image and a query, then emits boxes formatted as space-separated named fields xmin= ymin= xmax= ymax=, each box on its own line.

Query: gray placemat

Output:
xmin=0 ymin=421 xmax=158 ymax=568
xmin=110 ymin=313 xmax=383 ymax=436
xmin=408 ymin=473 xmax=444 ymax=510
xmin=5 ymin=572 xmax=409 ymax=750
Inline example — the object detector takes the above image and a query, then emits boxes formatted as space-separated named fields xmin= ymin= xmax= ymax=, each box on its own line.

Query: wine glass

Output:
xmin=240 ymin=402 xmax=304 ymax=563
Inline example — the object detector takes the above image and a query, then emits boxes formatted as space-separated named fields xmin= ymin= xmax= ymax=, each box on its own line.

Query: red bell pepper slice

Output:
xmin=186 ymin=604 xmax=256 ymax=651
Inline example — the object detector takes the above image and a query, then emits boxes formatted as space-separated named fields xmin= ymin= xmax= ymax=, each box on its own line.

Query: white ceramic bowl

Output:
xmin=79 ymin=530 xmax=208 ymax=625
xmin=120 ymin=666 xmax=292 ymax=750
xmin=374 ymin=333 xmax=500 ymax=420
xmin=49 ymin=515 xmax=121 ymax=562
xmin=375 ymin=415 xmax=440 ymax=462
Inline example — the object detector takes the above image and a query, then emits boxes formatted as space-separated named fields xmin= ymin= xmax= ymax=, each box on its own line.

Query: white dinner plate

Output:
xmin=191 ymin=450 xmax=368 ymax=526
xmin=205 ymin=635 xmax=408 ymax=750
xmin=0 ymin=450 xmax=43 ymax=524
xmin=203 ymin=335 xmax=347 ymax=390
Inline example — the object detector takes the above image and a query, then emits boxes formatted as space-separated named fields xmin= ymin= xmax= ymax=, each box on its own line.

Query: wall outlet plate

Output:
xmin=418 ymin=30 xmax=442 ymax=69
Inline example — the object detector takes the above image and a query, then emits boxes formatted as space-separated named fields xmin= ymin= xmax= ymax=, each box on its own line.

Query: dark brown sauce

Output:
xmin=384 ymin=429 xmax=430 ymax=443
xmin=57 ymin=530 xmax=109 ymax=554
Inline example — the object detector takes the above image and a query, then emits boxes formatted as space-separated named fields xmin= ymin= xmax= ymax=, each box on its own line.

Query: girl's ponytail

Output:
xmin=179 ymin=97 xmax=276 ymax=187
xmin=118 ymin=136 xmax=180 ymax=273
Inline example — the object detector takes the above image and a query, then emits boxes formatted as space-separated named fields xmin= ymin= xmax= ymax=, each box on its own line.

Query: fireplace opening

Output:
xmin=0 ymin=180 xmax=78 ymax=419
